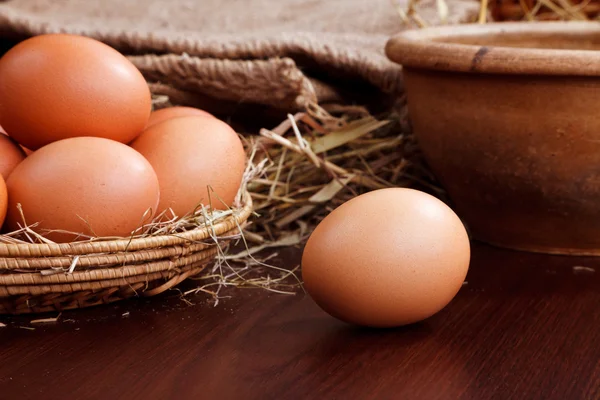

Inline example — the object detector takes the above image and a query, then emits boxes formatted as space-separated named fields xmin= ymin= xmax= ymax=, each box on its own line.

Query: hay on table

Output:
xmin=241 ymin=101 xmax=441 ymax=245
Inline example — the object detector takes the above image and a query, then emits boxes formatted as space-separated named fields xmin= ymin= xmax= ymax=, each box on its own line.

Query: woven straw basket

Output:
xmin=0 ymin=192 xmax=253 ymax=315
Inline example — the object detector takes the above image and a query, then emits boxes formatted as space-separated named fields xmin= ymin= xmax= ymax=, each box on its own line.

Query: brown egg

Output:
xmin=5 ymin=137 xmax=160 ymax=242
xmin=301 ymin=188 xmax=470 ymax=328
xmin=0 ymin=34 xmax=151 ymax=150
xmin=0 ymin=126 xmax=26 ymax=180
xmin=0 ymin=174 xmax=6 ymax=228
xmin=146 ymin=106 xmax=214 ymax=129
xmin=131 ymin=116 xmax=246 ymax=216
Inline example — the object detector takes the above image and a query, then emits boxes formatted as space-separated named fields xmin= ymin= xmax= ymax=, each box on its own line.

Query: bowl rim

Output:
xmin=385 ymin=21 xmax=600 ymax=76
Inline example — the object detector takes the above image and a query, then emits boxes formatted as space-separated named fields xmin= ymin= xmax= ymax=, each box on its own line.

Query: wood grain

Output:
xmin=2 ymin=243 xmax=600 ymax=399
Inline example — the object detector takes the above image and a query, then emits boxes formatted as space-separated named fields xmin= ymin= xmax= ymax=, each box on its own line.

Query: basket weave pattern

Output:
xmin=0 ymin=194 xmax=253 ymax=314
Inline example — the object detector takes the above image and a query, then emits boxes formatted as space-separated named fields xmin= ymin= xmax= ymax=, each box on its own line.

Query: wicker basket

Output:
xmin=0 ymin=193 xmax=253 ymax=315
xmin=489 ymin=0 xmax=600 ymax=21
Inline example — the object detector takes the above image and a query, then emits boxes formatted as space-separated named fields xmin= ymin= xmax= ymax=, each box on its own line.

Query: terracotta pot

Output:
xmin=385 ymin=22 xmax=600 ymax=255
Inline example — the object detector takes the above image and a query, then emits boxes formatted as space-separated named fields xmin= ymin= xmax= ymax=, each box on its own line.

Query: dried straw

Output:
xmin=238 ymin=99 xmax=441 ymax=251
xmin=481 ymin=0 xmax=600 ymax=22
xmin=30 ymin=313 xmax=61 ymax=324
xmin=392 ymin=0 xmax=451 ymax=27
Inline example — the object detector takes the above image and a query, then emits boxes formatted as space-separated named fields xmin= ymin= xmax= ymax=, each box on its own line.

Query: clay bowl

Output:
xmin=385 ymin=22 xmax=600 ymax=255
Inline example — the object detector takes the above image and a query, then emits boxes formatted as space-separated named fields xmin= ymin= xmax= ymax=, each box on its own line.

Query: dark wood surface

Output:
xmin=2 ymin=242 xmax=600 ymax=400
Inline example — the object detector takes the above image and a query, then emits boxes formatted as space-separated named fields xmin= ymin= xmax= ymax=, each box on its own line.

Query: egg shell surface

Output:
xmin=0 ymin=34 xmax=151 ymax=150
xmin=131 ymin=116 xmax=246 ymax=216
xmin=0 ymin=174 xmax=6 ymax=228
xmin=146 ymin=106 xmax=214 ymax=129
xmin=0 ymin=126 xmax=26 ymax=180
xmin=301 ymin=188 xmax=471 ymax=328
xmin=5 ymin=137 xmax=160 ymax=242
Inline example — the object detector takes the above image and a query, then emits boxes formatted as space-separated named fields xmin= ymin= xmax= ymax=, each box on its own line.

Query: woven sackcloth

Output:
xmin=0 ymin=0 xmax=479 ymax=113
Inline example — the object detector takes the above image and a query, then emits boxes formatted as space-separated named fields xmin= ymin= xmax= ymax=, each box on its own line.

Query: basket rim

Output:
xmin=0 ymin=191 xmax=253 ymax=258
xmin=385 ymin=21 xmax=600 ymax=76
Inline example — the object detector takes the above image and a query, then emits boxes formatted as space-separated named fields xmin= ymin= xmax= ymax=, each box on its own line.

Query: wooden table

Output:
xmin=2 ymin=242 xmax=600 ymax=399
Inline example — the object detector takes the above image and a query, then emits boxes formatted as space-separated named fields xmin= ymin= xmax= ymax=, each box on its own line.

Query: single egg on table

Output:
xmin=130 ymin=115 xmax=246 ymax=217
xmin=0 ymin=125 xmax=26 ymax=179
xmin=0 ymin=34 xmax=151 ymax=150
xmin=146 ymin=106 xmax=214 ymax=129
xmin=4 ymin=137 xmax=160 ymax=243
xmin=301 ymin=188 xmax=470 ymax=328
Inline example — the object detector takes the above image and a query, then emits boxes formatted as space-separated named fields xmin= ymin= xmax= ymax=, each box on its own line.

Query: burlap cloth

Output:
xmin=0 ymin=0 xmax=479 ymax=114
